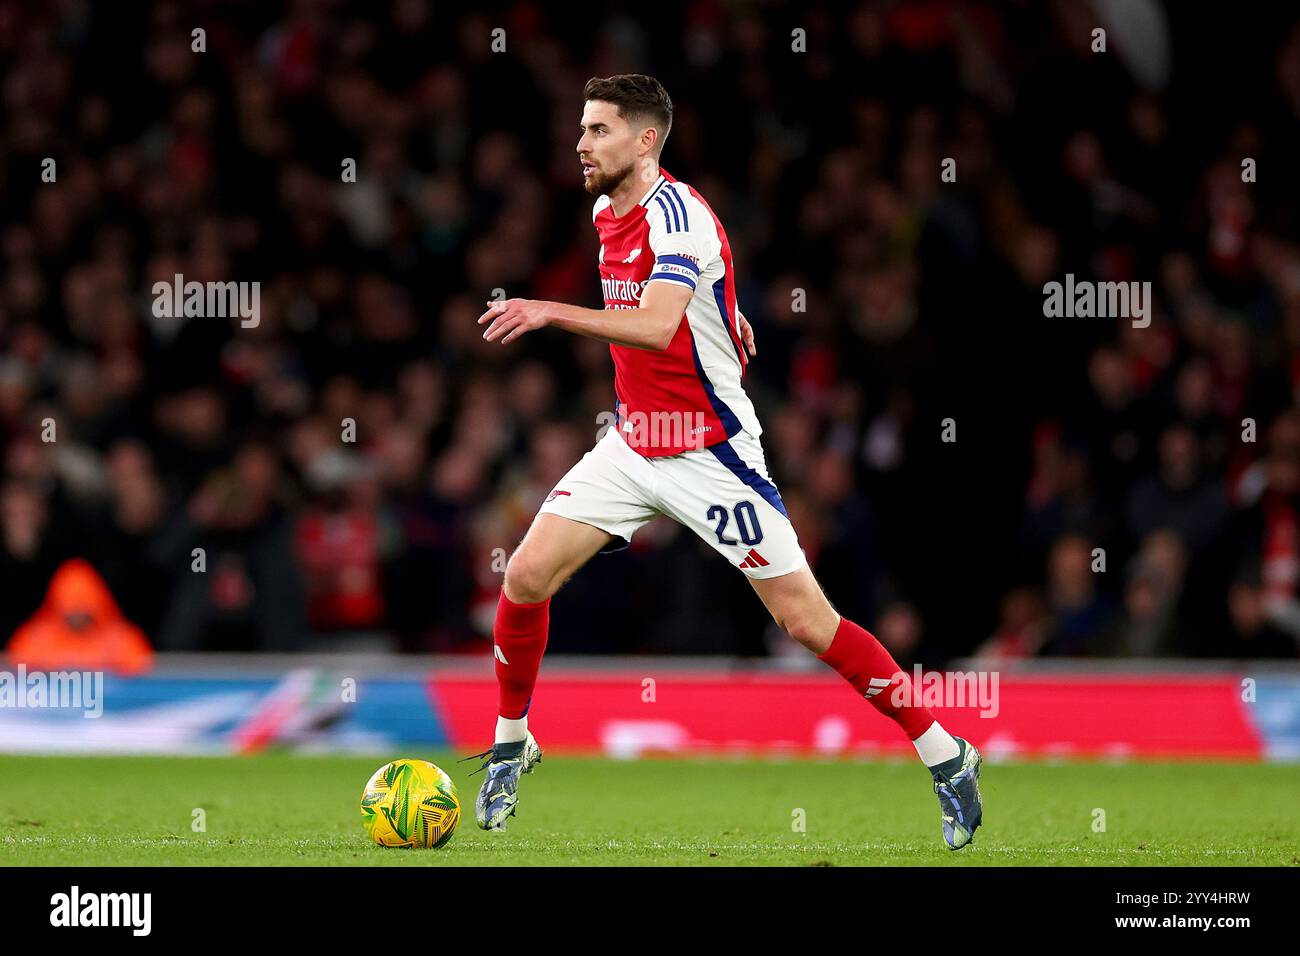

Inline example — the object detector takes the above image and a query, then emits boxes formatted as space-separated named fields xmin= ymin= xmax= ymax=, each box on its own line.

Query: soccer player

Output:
xmin=471 ymin=74 xmax=983 ymax=849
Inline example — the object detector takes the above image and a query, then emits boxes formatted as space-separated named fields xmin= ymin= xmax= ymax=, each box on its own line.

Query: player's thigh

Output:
xmin=505 ymin=512 xmax=615 ymax=603
xmin=513 ymin=429 xmax=659 ymax=601
xmin=655 ymin=430 xmax=808 ymax=580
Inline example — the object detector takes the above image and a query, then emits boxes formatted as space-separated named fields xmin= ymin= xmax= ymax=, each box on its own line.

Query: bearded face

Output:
xmin=582 ymin=156 xmax=636 ymax=197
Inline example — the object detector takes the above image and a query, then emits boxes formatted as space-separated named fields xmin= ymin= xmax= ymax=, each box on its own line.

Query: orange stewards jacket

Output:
xmin=6 ymin=558 xmax=154 ymax=675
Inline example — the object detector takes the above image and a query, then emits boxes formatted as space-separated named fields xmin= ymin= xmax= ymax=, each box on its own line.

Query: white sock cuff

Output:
xmin=495 ymin=715 xmax=528 ymax=745
xmin=912 ymin=721 xmax=960 ymax=767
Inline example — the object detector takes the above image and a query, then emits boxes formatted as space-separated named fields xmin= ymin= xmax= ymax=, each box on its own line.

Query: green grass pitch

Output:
xmin=0 ymin=754 xmax=1296 ymax=866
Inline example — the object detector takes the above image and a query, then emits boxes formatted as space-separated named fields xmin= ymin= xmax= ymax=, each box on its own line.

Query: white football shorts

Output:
xmin=537 ymin=425 xmax=806 ymax=579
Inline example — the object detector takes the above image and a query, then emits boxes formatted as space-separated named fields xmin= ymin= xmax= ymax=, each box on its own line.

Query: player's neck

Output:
xmin=609 ymin=164 xmax=663 ymax=217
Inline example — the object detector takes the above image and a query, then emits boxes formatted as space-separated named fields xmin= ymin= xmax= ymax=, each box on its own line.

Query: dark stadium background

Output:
xmin=2 ymin=0 xmax=1299 ymax=668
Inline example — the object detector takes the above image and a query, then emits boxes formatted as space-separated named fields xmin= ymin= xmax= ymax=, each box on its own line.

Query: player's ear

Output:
xmin=640 ymin=125 xmax=659 ymax=159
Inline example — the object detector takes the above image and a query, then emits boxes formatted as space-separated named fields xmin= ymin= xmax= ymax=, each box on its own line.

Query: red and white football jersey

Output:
xmin=593 ymin=170 xmax=758 ymax=457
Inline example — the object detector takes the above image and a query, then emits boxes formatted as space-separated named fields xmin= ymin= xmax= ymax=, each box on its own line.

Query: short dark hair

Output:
xmin=583 ymin=74 xmax=673 ymax=154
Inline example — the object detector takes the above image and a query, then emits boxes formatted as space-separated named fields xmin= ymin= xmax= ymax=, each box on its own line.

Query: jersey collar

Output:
xmin=637 ymin=172 xmax=668 ymax=208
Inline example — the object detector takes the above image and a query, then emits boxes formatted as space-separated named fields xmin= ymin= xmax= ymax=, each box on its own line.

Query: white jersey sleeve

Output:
xmin=644 ymin=182 xmax=721 ymax=293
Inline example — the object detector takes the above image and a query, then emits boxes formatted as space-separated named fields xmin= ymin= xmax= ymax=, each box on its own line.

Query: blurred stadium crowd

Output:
xmin=2 ymin=0 xmax=1300 ymax=665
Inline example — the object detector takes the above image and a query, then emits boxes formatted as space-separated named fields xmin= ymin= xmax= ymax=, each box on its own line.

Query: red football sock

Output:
xmin=493 ymin=590 xmax=551 ymax=719
xmin=817 ymin=617 xmax=936 ymax=740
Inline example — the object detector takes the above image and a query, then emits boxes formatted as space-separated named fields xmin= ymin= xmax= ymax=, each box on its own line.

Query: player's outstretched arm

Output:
xmin=478 ymin=281 xmax=693 ymax=350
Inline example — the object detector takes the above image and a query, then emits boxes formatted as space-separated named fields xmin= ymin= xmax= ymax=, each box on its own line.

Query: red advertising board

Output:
xmin=430 ymin=670 xmax=1262 ymax=759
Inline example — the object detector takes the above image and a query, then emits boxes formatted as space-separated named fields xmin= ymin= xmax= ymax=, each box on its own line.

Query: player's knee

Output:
xmin=503 ymin=549 xmax=558 ymax=604
xmin=775 ymin=603 xmax=839 ymax=653
xmin=779 ymin=611 xmax=820 ymax=650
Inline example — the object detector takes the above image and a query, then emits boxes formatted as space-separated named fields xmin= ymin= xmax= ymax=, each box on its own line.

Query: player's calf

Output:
xmin=492 ymin=513 xmax=613 ymax=733
xmin=751 ymin=567 xmax=982 ymax=848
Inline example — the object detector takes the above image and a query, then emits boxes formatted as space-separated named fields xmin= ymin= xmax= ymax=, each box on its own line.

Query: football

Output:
xmin=360 ymin=759 xmax=461 ymax=849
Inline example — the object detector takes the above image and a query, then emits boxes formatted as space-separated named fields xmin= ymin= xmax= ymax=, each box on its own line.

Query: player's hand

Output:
xmin=478 ymin=298 xmax=551 ymax=345
xmin=738 ymin=310 xmax=757 ymax=357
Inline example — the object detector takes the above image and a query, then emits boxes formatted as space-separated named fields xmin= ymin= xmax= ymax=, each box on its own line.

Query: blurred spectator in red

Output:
xmin=296 ymin=452 xmax=385 ymax=632
xmin=1220 ymin=411 xmax=1300 ymax=654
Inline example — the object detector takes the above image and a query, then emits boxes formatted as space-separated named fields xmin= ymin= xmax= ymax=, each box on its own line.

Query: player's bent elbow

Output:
xmin=651 ymin=315 xmax=684 ymax=350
